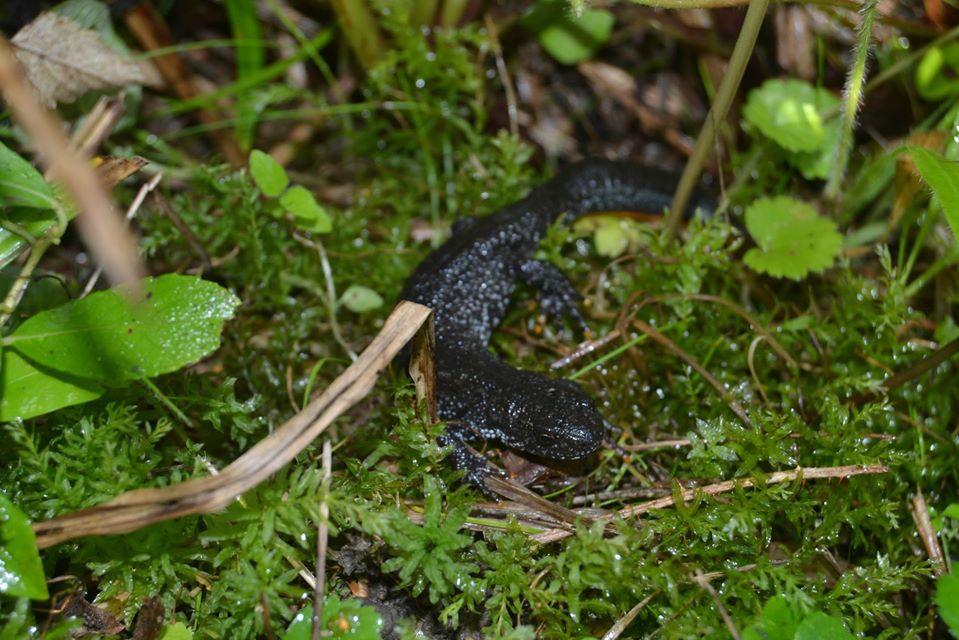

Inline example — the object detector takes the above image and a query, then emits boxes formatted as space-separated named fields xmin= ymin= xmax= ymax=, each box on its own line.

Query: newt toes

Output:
xmin=401 ymin=158 xmax=714 ymax=488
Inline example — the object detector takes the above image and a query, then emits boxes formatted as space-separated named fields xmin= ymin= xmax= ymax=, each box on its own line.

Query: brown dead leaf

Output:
xmin=94 ymin=155 xmax=149 ymax=190
xmin=131 ymin=596 xmax=165 ymax=640
xmin=59 ymin=593 xmax=125 ymax=637
xmin=11 ymin=12 xmax=161 ymax=107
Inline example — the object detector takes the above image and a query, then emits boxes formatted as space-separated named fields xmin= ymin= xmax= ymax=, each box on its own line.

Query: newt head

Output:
xmin=506 ymin=376 xmax=606 ymax=461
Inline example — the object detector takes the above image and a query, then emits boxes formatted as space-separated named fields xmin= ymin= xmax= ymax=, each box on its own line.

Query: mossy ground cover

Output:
xmin=1 ymin=2 xmax=958 ymax=638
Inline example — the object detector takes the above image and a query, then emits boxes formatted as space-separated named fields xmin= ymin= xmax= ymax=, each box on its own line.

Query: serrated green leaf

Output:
xmin=743 ymin=196 xmax=843 ymax=280
xmin=249 ymin=149 xmax=288 ymax=197
xmin=0 ymin=493 xmax=48 ymax=600
xmin=158 ymin=622 xmax=193 ymax=640
xmin=793 ymin=115 xmax=841 ymax=180
xmin=0 ymin=348 xmax=103 ymax=420
xmin=6 ymin=274 xmax=239 ymax=381
xmin=937 ymin=573 xmax=959 ymax=636
xmin=794 ymin=612 xmax=855 ymax=640
xmin=908 ymin=146 xmax=959 ymax=241
xmin=523 ymin=0 xmax=613 ymax=65
xmin=743 ymin=79 xmax=839 ymax=153
xmin=279 ymin=186 xmax=332 ymax=233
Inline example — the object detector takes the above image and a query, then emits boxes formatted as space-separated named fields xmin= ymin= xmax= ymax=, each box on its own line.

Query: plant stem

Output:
xmin=0 ymin=238 xmax=51 ymax=329
xmin=825 ymin=0 xmax=878 ymax=202
xmin=666 ymin=0 xmax=770 ymax=238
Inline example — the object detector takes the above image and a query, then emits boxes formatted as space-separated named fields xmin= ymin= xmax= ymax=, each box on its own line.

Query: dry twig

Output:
xmin=33 ymin=301 xmax=431 ymax=548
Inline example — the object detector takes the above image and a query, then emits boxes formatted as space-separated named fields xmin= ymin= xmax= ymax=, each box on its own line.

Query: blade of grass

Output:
xmin=153 ymin=27 xmax=333 ymax=119
xmin=666 ymin=0 xmax=770 ymax=237
xmin=225 ymin=0 xmax=265 ymax=151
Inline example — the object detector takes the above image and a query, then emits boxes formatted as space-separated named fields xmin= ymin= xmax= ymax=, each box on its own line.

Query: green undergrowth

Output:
xmin=2 ymin=7 xmax=958 ymax=640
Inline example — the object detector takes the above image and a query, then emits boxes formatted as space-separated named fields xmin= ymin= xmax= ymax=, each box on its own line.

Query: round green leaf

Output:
xmin=937 ymin=573 xmax=959 ymax=637
xmin=249 ymin=149 xmax=289 ymax=198
xmin=742 ymin=79 xmax=839 ymax=153
xmin=743 ymin=196 xmax=843 ymax=280
xmin=279 ymin=186 xmax=332 ymax=233
xmin=339 ymin=285 xmax=383 ymax=313
xmin=283 ymin=598 xmax=383 ymax=640
xmin=794 ymin=612 xmax=855 ymax=640
xmin=6 ymin=274 xmax=240 ymax=381
xmin=159 ymin=622 xmax=194 ymax=640
xmin=0 ymin=348 xmax=103 ymax=420
xmin=0 ymin=492 xmax=48 ymax=600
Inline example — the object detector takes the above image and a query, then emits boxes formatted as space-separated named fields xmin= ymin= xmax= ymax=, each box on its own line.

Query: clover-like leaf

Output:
xmin=743 ymin=196 xmax=842 ymax=280
xmin=6 ymin=274 xmax=239 ymax=381
xmin=743 ymin=79 xmax=839 ymax=154
xmin=0 ymin=492 xmax=48 ymax=600
xmin=249 ymin=149 xmax=289 ymax=197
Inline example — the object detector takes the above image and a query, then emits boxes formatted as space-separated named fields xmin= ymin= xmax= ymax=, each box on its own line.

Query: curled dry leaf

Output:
xmin=11 ymin=12 xmax=162 ymax=107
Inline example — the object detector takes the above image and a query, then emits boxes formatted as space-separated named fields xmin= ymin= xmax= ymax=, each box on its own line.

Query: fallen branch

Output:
xmin=33 ymin=301 xmax=431 ymax=548
xmin=530 ymin=464 xmax=888 ymax=544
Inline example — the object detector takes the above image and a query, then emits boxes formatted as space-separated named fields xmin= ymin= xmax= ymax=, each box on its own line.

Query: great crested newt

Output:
xmin=401 ymin=158 xmax=714 ymax=486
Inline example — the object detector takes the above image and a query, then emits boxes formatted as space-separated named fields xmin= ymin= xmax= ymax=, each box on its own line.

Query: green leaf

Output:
xmin=523 ymin=0 xmax=614 ymax=65
xmin=54 ymin=0 xmax=129 ymax=51
xmin=915 ymin=43 xmax=959 ymax=101
xmin=937 ymin=573 xmax=959 ymax=637
xmin=0 ymin=348 xmax=103 ymax=421
xmin=249 ymin=149 xmax=288 ymax=197
xmin=743 ymin=596 xmax=800 ymax=640
xmin=158 ymin=622 xmax=194 ymax=640
xmin=0 ymin=140 xmax=56 ymax=210
xmin=794 ymin=612 xmax=855 ymax=640
xmin=0 ymin=208 xmax=62 ymax=270
xmin=225 ymin=0 xmax=265 ymax=150
xmin=279 ymin=186 xmax=332 ymax=233
xmin=743 ymin=196 xmax=843 ymax=280
xmin=0 ymin=493 xmax=48 ymax=600
xmin=282 ymin=598 xmax=383 ymax=640
xmin=792 ymin=115 xmax=841 ymax=180
xmin=6 ymin=274 xmax=239 ymax=382
xmin=339 ymin=285 xmax=383 ymax=313
xmin=743 ymin=79 xmax=839 ymax=153
xmin=908 ymin=146 xmax=959 ymax=241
